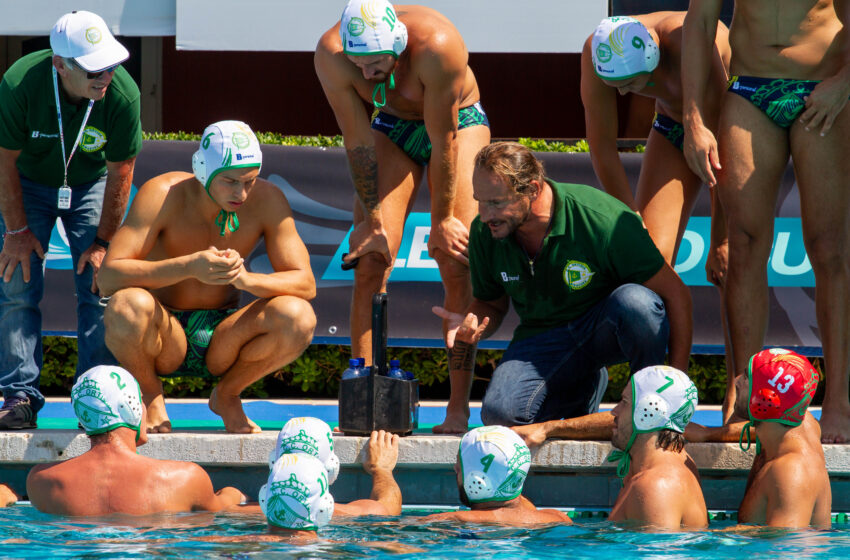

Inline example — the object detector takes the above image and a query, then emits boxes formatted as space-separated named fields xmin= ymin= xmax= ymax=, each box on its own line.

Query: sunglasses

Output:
xmin=71 ymin=60 xmax=119 ymax=79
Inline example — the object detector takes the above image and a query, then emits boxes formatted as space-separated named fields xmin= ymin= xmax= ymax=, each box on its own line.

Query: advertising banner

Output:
xmin=42 ymin=141 xmax=819 ymax=355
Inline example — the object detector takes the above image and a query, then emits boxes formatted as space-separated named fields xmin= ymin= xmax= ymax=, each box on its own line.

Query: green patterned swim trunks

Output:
xmin=164 ymin=308 xmax=237 ymax=378
xmin=727 ymin=76 xmax=821 ymax=128
xmin=371 ymin=102 xmax=490 ymax=166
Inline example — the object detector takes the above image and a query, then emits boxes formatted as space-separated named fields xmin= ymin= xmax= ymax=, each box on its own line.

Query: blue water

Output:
xmin=1 ymin=505 xmax=848 ymax=559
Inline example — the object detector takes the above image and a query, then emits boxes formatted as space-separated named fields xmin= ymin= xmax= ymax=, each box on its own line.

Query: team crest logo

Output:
xmin=563 ymin=260 xmax=594 ymax=290
xmin=72 ymin=378 xmax=119 ymax=428
xmin=80 ymin=127 xmax=106 ymax=153
xmin=85 ymin=27 xmax=102 ymax=45
xmin=596 ymin=43 xmax=612 ymax=63
xmin=265 ymin=473 xmax=313 ymax=528
xmin=231 ymin=132 xmax=250 ymax=149
xmin=347 ymin=16 xmax=365 ymax=36
xmin=280 ymin=429 xmax=320 ymax=458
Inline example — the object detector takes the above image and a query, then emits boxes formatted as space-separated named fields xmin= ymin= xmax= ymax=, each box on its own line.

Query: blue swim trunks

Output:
xmin=163 ymin=308 xmax=236 ymax=378
xmin=651 ymin=113 xmax=685 ymax=151
xmin=371 ymin=102 xmax=490 ymax=166
xmin=727 ymin=76 xmax=820 ymax=128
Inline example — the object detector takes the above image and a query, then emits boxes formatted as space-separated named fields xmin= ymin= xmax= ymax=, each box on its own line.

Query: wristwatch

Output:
xmin=93 ymin=236 xmax=110 ymax=249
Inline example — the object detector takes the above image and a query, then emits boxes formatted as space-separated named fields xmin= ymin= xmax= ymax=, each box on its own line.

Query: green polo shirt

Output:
xmin=469 ymin=179 xmax=666 ymax=343
xmin=0 ymin=49 xmax=142 ymax=187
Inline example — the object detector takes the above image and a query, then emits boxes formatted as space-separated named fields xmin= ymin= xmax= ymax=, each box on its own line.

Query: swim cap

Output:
xmin=608 ymin=366 xmax=698 ymax=478
xmin=459 ymin=426 xmax=531 ymax=504
xmin=340 ymin=0 xmax=408 ymax=58
xmin=259 ymin=454 xmax=334 ymax=530
xmin=269 ymin=417 xmax=340 ymax=484
xmin=191 ymin=120 xmax=263 ymax=235
xmin=739 ymin=349 xmax=819 ymax=451
xmin=591 ymin=16 xmax=660 ymax=80
xmin=71 ymin=365 xmax=143 ymax=441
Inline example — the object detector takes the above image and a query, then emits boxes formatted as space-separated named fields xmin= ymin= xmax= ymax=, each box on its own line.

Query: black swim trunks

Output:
xmin=651 ymin=113 xmax=685 ymax=151
xmin=371 ymin=102 xmax=490 ymax=166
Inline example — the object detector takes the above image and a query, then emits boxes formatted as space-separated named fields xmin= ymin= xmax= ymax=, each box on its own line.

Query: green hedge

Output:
xmin=43 ymin=335 xmax=739 ymax=404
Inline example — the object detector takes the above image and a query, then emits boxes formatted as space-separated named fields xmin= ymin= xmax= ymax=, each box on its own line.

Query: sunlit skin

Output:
xmin=204 ymin=168 xmax=259 ymax=216
xmin=471 ymin=167 xmax=535 ymax=240
xmin=610 ymin=385 xmax=633 ymax=450
xmin=51 ymin=55 xmax=115 ymax=102
xmin=601 ymin=72 xmax=653 ymax=96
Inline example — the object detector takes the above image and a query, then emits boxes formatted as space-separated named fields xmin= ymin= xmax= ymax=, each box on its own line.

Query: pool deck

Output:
xmin=1 ymin=399 xmax=849 ymax=511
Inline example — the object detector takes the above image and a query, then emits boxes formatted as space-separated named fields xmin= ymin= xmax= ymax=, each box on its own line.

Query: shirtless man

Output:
xmin=315 ymin=0 xmax=491 ymax=433
xmin=98 ymin=120 xmax=316 ymax=434
xmin=684 ymin=0 xmax=850 ymax=442
xmin=0 ymin=484 xmax=15 ymax=507
xmin=734 ymin=349 xmax=831 ymax=528
xmin=268 ymin=417 xmax=402 ymax=517
xmin=604 ymin=366 xmax=707 ymax=529
xmin=26 ymin=365 xmax=247 ymax=516
xmin=424 ymin=426 xmax=570 ymax=524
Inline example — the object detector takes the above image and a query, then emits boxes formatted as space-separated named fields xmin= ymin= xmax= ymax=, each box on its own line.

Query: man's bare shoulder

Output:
xmin=140 ymin=171 xmax=195 ymax=195
xmin=402 ymin=5 xmax=465 ymax=57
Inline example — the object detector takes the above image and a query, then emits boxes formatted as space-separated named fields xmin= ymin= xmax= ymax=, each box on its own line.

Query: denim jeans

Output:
xmin=481 ymin=283 xmax=669 ymax=426
xmin=0 ymin=175 xmax=116 ymax=412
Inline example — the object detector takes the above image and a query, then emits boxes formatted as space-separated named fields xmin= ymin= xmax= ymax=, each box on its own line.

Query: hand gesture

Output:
xmin=345 ymin=221 xmax=392 ymax=267
xmin=363 ymin=430 xmax=399 ymax=474
xmin=427 ymin=216 xmax=469 ymax=265
xmin=798 ymin=75 xmax=850 ymax=136
xmin=510 ymin=423 xmax=549 ymax=449
xmin=705 ymin=239 xmax=729 ymax=287
xmin=431 ymin=306 xmax=489 ymax=349
xmin=0 ymin=229 xmax=45 ymax=283
xmin=191 ymin=247 xmax=244 ymax=285
xmin=77 ymin=242 xmax=108 ymax=293
xmin=683 ymin=123 xmax=722 ymax=187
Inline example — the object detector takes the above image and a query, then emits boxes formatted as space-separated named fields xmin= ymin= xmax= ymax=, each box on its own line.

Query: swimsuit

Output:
xmin=727 ymin=76 xmax=820 ymax=128
xmin=651 ymin=113 xmax=684 ymax=151
xmin=163 ymin=308 xmax=236 ymax=378
xmin=370 ymin=101 xmax=490 ymax=166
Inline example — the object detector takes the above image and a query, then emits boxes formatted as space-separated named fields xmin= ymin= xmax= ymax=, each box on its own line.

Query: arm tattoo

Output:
xmin=448 ymin=340 xmax=476 ymax=372
xmin=346 ymin=145 xmax=380 ymax=213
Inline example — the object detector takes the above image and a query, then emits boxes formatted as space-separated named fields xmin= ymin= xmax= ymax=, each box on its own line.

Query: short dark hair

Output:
xmin=655 ymin=429 xmax=686 ymax=452
xmin=474 ymin=142 xmax=546 ymax=196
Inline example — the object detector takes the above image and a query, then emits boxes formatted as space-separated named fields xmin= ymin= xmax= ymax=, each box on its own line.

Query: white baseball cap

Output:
xmin=269 ymin=417 xmax=340 ymax=484
xmin=459 ymin=426 xmax=531 ymax=504
xmin=50 ymin=11 xmax=129 ymax=72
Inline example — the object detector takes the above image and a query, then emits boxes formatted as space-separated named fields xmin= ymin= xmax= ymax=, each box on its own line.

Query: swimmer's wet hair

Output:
xmin=474 ymin=142 xmax=546 ymax=196
xmin=656 ymin=429 xmax=686 ymax=453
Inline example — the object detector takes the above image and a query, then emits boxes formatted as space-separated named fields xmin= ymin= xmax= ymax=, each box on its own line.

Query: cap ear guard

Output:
xmin=392 ymin=20 xmax=407 ymax=56
xmin=634 ymin=393 xmax=669 ymax=431
xmin=463 ymin=471 xmax=494 ymax=500
xmin=191 ymin=149 xmax=207 ymax=186
xmin=325 ymin=453 xmax=340 ymax=485
xmin=644 ymin=39 xmax=660 ymax=73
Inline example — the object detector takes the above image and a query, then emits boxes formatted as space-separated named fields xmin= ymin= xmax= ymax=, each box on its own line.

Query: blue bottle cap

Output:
xmin=390 ymin=359 xmax=400 ymax=367
xmin=348 ymin=358 xmax=359 ymax=367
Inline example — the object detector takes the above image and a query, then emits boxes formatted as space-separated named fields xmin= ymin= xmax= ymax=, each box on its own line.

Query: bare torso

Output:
xmin=424 ymin=496 xmax=570 ymax=524
xmin=738 ymin=414 xmax=832 ymax=528
xmin=609 ymin=452 xmax=708 ymax=529
xmin=319 ymin=5 xmax=480 ymax=119
xmin=729 ymin=0 xmax=845 ymax=78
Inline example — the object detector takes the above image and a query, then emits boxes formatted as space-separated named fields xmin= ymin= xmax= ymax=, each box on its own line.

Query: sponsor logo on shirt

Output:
xmin=563 ymin=260 xmax=594 ymax=290
xmin=500 ymin=271 xmax=520 ymax=282
xmin=80 ymin=126 xmax=107 ymax=153
xmin=31 ymin=131 xmax=59 ymax=139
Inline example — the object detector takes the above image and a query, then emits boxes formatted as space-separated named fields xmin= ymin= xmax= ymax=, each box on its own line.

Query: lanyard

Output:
xmin=52 ymin=67 xmax=94 ymax=189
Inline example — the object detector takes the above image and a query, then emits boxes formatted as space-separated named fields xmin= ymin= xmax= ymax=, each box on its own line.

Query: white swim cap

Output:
xmin=50 ymin=10 xmax=129 ymax=72
xmin=459 ymin=426 xmax=531 ymax=504
xmin=269 ymin=417 xmax=340 ymax=485
xmin=608 ymin=366 xmax=698 ymax=477
xmin=71 ymin=365 xmax=143 ymax=440
xmin=260 ymin=454 xmax=334 ymax=530
xmin=340 ymin=0 xmax=408 ymax=58
xmin=591 ymin=16 xmax=660 ymax=80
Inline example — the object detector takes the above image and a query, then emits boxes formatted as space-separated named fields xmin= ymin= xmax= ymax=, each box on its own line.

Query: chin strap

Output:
xmin=372 ymin=73 xmax=396 ymax=108
xmin=214 ymin=210 xmax=239 ymax=236
xmin=738 ymin=419 xmax=760 ymax=454
xmin=606 ymin=431 xmax=637 ymax=479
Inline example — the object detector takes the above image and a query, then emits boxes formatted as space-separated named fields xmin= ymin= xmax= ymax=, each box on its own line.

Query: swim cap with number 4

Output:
xmin=459 ymin=426 xmax=531 ymax=504
xmin=591 ymin=16 xmax=659 ymax=80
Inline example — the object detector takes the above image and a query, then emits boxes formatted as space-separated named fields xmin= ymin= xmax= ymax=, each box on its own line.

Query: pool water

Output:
xmin=1 ymin=505 xmax=848 ymax=559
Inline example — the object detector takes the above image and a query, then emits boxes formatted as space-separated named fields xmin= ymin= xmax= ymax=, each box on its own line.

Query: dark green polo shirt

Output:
xmin=469 ymin=179 xmax=666 ymax=342
xmin=0 ymin=49 xmax=142 ymax=187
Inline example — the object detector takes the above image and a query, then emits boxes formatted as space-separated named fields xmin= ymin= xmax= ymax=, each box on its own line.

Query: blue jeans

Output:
xmin=0 ymin=175 xmax=116 ymax=411
xmin=481 ymin=284 xmax=669 ymax=426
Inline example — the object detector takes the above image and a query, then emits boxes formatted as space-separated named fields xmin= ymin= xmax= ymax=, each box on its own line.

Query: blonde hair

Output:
xmin=474 ymin=142 xmax=545 ymax=196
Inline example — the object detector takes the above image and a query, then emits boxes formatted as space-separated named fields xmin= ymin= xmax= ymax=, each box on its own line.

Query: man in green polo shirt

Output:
xmin=0 ymin=10 xmax=142 ymax=429
xmin=434 ymin=142 xmax=692 ymax=426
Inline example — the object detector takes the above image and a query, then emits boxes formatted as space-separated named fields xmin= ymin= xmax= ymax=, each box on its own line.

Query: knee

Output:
xmin=353 ymin=253 xmax=391 ymax=289
xmin=480 ymin=363 xmax=532 ymax=426
xmin=267 ymin=296 xmax=316 ymax=349
xmin=610 ymin=284 xmax=668 ymax=337
xmin=103 ymin=288 xmax=156 ymax=336
xmin=806 ymin=233 xmax=848 ymax=273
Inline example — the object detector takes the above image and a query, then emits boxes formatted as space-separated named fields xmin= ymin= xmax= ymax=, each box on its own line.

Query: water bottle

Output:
xmin=342 ymin=358 xmax=363 ymax=380
xmin=387 ymin=359 xmax=407 ymax=380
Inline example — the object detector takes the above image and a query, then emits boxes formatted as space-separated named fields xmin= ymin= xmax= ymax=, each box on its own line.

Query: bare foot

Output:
xmin=432 ymin=409 xmax=469 ymax=434
xmin=819 ymin=407 xmax=850 ymax=443
xmin=145 ymin=394 xmax=172 ymax=433
xmin=209 ymin=387 xmax=261 ymax=434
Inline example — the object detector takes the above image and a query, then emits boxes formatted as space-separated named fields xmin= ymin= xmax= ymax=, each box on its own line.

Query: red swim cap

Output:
xmin=747 ymin=349 xmax=819 ymax=425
